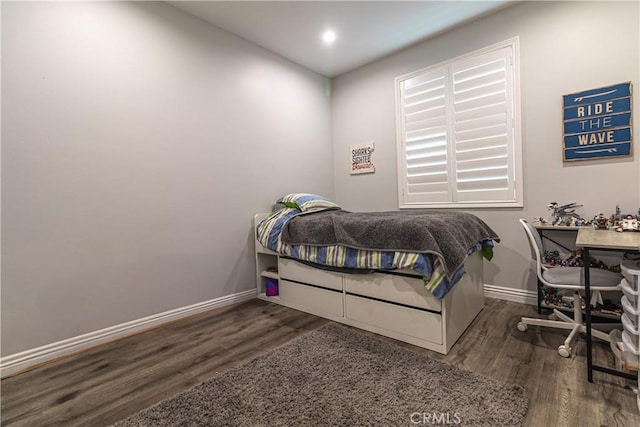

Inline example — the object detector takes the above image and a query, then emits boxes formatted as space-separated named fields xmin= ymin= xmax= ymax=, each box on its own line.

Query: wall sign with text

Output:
xmin=562 ymin=82 xmax=633 ymax=161
xmin=350 ymin=141 xmax=375 ymax=175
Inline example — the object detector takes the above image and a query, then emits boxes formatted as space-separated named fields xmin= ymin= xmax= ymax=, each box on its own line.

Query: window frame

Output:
xmin=395 ymin=37 xmax=523 ymax=209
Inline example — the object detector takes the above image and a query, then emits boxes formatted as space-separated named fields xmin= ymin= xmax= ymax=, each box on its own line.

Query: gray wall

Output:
xmin=332 ymin=1 xmax=639 ymax=293
xmin=1 ymin=2 xmax=333 ymax=356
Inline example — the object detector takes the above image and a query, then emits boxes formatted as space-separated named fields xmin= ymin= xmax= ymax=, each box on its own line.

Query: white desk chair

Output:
xmin=518 ymin=219 xmax=622 ymax=357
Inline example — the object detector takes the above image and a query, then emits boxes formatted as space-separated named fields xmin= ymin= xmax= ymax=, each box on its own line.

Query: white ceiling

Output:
xmin=168 ymin=1 xmax=513 ymax=77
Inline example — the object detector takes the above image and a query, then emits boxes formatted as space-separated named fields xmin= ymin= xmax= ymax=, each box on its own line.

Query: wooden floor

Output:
xmin=1 ymin=298 xmax=638 ymax=426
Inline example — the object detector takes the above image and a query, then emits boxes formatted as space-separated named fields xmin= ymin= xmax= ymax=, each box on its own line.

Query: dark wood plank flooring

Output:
xmin=1 ymin=298 xmax=638 ymax=426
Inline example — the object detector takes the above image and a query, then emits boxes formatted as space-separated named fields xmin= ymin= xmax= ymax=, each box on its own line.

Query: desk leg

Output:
xmin=583 ymin=247 xmax=593 ymax=383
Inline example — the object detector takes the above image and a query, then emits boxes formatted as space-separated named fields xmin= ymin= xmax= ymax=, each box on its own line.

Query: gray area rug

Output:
xmin=113 ymin=323 xmax=527 ymax=426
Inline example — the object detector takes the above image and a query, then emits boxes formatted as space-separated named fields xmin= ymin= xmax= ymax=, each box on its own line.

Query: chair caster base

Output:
xmin=517 ymin=322 xmax=527 ymax=332
xmin=558 ymin=345 xmax=571 ymax=358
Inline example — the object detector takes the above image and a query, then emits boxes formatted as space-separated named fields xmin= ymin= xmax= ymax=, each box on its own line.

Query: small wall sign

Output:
xmin=350 ymin=141 xmax=375 ymax=175
xmin=562 ymin=82 xmax=633 ymax=161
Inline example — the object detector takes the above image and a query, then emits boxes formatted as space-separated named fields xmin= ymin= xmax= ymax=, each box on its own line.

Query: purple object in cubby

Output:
xmin=265 ymin=278 xmax=279 ymax=297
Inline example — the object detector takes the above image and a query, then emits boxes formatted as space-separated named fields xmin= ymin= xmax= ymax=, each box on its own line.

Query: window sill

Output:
xmin=399 ymin=201 xmax=524 ymax=209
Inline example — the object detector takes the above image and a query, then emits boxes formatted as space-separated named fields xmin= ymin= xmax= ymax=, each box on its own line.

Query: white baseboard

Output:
xmin=484 ymin=284 xmax=537 ymax=306
xmin=0 ymin=289 xmax=257 ymax=379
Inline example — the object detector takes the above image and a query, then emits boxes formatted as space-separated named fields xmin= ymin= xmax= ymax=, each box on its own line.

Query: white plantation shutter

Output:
xmin=452 ymin=47 xmax=513 ymax=202
xmin=401 ymin=68 xmax=449 ymax=204
xmin=396 ymin=39 xmax=522 ymax=208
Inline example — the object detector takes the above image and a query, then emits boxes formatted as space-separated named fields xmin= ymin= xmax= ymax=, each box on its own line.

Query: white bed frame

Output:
xmin=254 ymin=213 xmax=485 ymax=354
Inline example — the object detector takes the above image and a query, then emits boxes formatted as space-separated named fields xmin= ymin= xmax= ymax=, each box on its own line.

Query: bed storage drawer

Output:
xmin=279 ymin=279 xmax=344 ymax=318
xmin=279 ymin=258 xmax=343 ymax=291
xmin=344 ymin=272 xmax=441 ymax=312
xmin=345 ymin=294 xmax=442 ymax=344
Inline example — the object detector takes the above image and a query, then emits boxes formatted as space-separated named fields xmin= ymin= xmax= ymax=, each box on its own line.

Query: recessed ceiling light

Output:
xmin=322 ymin=30 xmax=336 ymax=45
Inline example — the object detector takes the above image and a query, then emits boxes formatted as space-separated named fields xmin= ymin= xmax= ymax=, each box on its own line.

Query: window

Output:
xmin=395 ymin=38 xmax=522 ymax=208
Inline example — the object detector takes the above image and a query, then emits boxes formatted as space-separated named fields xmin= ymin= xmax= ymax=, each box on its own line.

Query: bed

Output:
xmin=254 ymin=193 xmax=499 ymax=354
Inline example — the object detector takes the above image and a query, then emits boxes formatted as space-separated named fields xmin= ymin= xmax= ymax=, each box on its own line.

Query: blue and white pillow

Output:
xmin=276 ymin=193 xmax=340 ymax=212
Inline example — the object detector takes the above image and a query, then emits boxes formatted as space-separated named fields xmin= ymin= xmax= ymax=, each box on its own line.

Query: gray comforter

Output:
xmin=280 ymin=210 xmax=499 ymax=278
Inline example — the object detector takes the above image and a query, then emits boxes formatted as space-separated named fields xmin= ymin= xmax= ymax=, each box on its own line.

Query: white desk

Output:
xmin=576 ymin=228 xmax=640 ymax=382
xmin=576 ymin=228 xmax=640 ymax=251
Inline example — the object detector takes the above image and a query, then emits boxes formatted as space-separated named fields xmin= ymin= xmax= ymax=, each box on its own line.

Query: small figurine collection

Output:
xmin=534 ymin=202 xmax=640 ymax=231
xmin=543 ymin=249 xmax=621 ymax=272
xmin=541 ymin=287 xmax=622 ymax=316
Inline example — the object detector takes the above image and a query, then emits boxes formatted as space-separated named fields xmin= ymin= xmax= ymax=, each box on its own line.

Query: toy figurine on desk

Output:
xmin=548 ymin=201 xmax=583 ymax=226
xmin=532 ymin=216 xmax=548 ymax=225
xmin=593 ymin=213 xmax=609 ymax=230
xmin=614 ymin=215 xmax=640 ymax=232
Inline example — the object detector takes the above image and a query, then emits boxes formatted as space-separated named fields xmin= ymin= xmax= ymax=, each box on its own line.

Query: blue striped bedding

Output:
xmin=257 ymin=207 xmax=495 ymax=300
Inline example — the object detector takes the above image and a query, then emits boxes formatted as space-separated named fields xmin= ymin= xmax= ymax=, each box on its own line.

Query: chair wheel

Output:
xmin=558 ymin=345 xmax=571 ymax=358
xmin=517 ymin=322 xmax=527 ymax=332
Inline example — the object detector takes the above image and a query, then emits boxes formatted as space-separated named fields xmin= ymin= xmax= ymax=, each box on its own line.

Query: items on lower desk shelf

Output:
xmin=543 ymin=249 xmax=621 ymax=272
xmin=541 ymin=286 xmax=623 ymax=318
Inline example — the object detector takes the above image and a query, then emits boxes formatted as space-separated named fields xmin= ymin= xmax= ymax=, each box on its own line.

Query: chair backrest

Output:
xmin=519 ymin=218 xmax=552 ymax=284
xmin=519 ymin=219 xmax=544 ymax=262
xmin=519 ymin=218 xmax=552 ymax=288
